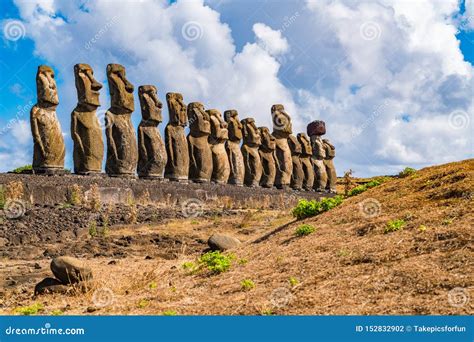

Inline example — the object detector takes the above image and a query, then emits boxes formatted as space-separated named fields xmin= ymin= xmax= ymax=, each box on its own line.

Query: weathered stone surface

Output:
xmin=307 ymin=120 xmax=326 ymax=136
xmin=137 ymin=85 xmax=167 ymax=179
xmin=31 ymin=65 xmax=65 ymax=174
xmin=258 ymin=127 xmax=276 ymax=188
xmin=164 ymin=92 xmax=189 ymax=182
xmin=271 ymin=104 xmax=293 ymax=189
xmin=323 ymin=138 xmax=337 ymax=193
xmin=241 ymin=118 xmax=262 ymax=187
xmin=208 ymin=109 xmax=230 ymax=184
xmin=224 ymin=110 xmax=245 ymax=186
xmin=51 ymin=256 xmax=93 ymax=284
xmin=288 ymin=134 xmax=304 ymax=190
xmin=208 ymin=233 xmax=241 ymax=251
xmin=71 ymin=63 xmax=104 ymax=175
xmin=105 ymin=64 xmax=138 ymax=177
xmin=309 ymin=134 xmax=327 ymax=192
xmin=187 ymin=102 xmax=212 ymax=183
xmin=34 ymin=277 xmax=70 ymax=295
xmin=297 ymin=133 xmax=314 ymax=191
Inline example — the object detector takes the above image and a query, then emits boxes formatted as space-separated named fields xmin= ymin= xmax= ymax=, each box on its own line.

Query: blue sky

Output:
xmin=0 ymin=0 xmax=473 ymax=176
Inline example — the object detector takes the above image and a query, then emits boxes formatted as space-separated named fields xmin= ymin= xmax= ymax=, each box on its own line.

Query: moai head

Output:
xmin=188 ymin=102 xmax=211 ymax=136
xmin=207 ymin=109 xmax=228 ymax=143
xmin=297 ymin=133 xmax=312 ymax=157
xmin=166 ymin=92 xmax=187 ymax=126
xmin=106 ymin=63 xmax=134 ymax=113
xmin=224 ymin=109 xmax=243 ymax=141
xmin=307 ymin=120 xmax=326 ymax=137
xmin=271 ymin=104 xmax=292 ymax=135
xmin=138 ymin=85 xmax=163 ymax=123
xmin=241 ymin=118 xmax=261 ymax=147
xmin=74 ymin=63 xmax=102 ymax=108
xmin=288 ymin=134 xmax=302 ymax=156
xmin=36 ymin=65 xmax=59 ymax=107
xmin=258 ymin=127 xmax=276 ymax=151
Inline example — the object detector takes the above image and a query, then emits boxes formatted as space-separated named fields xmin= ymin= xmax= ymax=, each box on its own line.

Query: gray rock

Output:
xmin=50 ymin=256 xmax=93 ymax=284
xmin=208 ymin=233 xmax=241 ymax=251
xmin=34 ymin=277 xmax=70 ymax=295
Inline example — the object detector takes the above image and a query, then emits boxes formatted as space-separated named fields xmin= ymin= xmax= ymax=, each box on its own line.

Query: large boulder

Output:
xmin=34 ymin=277 xmax=70 ymax=295
xmin=51 ymin=256 xmax=93 ymax=284
xmin=208 ymin=234 xmax=241 ymax=251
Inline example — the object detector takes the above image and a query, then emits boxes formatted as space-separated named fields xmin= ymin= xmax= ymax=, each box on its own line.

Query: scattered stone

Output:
xmin=51 ymin=256 xmax=93 ymax=284
xmin=208 ymin=233 xmax=241 ymax=251
xmin=108 ymin=260 xmax=117 ymax=265
xmin=86 ymin=306 xmax=97 ymax=313
xmin=34 ymin=262 xmax=42 ymax=269
xmin=34 ymin=277 xmax=69 ymax=295
xmin=145 ymin=255 xmax=153 ymax=260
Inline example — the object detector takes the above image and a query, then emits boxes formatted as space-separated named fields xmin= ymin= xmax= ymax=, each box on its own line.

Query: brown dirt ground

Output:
xmin=1 ymin=159 xmax=472 ymax=315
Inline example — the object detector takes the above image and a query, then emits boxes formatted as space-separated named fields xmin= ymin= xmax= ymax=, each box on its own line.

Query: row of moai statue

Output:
xmin=30 ymin=64 xmax=337 ymax=192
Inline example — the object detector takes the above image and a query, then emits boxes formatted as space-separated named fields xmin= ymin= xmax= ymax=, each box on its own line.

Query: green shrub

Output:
xmin=162 ymin=310 xmax=177 ymax=316
xmin=15 ymin=303 xmax=44 ymax=316
xmin=240 ymin=279 xmax=255 ymax=291
xmin=398 ymin=167 xmax=416 ymax=178
xmin=347 ymin=180 xmax=382 ymax=196
xmin=295 ymin=224 xmax=316 ymax=236
xmin=289 ymin=277 xmax=299 ymax=286
xmin=291 ymin=196 xmax=343 ymax=219
xmin=11 ymin=165 xmax=32 ymax=174
xmin=198 ymin=251 xmax=234 ymax=274
xmin=384 ymin=219 xmax=406 ymax=234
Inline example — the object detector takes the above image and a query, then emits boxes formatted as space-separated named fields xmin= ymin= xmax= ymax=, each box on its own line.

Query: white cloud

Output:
xmin=253 ymin=23 xmax=289 ymax=56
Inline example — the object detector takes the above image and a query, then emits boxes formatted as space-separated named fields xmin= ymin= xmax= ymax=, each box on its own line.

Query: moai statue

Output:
xmin=164 ymin=92 xmax=189 ymax=182
xmin=224 ymin=110 xmax=245 ymax=186
xmin=208 ymin=109 xmax=230 ymax=184
xmin=297 ymin=133 xmax=314 ymax=191
xmin=105 ymin=64 xmax=138 ymax=177
xmin=241 ymin=118 xmax=262 ymax=187
xmin=271 ymin=104 xmax=293 ymax=189
xmin=71 ymin=63 xmax=103 ymax=175
xmin=258 ymin=127 xmax=276 ymax=188
xmin=307 ymin=120 xmax=327 ymax=192
xmin=288 ymin=134 xmax=304 ymax=190
xmin=187 ymin=102 xmax=212 ymax=183
xmin=323 ymin=138 xmax=337 ymax=193
xmin=30 ymin=65 xmax=65 ymax=174
xmin=137 ymin=85 xmax=167 ymax=179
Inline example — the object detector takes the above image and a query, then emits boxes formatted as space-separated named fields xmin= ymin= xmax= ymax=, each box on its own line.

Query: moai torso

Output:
xmin=258 ymin=127 xmax=276 ymax=188
xmin=30 ymin=65 xmax=65 ymax=173
xmin=224 ymin=110 xmax=245 ymax=186
xmin=164 ymin=92 xmax=189 ymax=182
xmin=323 ymin=138 xmax=337 ymax=193
xmin=297 ymin=133 xmax=314 ymax=191
xmin=187 ymin=102 xmax=212 ymax=183
xmin=105 ymin=64 xmax=138 ymax=177
xmin=271 ymin=104 xmax=293 ymax=189
xmin=308 ymin=121 xmax=328 ymax=192
xmin=71 ymin=64 xmax=103 ymax=175
xmin=288 ymin=134 xmax=304 ymax=190
xmin=208 ymin=109 xmax=230 ymax=184
xmin=241 ymin=118 xmax=262 ymax=187
xmin=137 ymin=85 xmax=167 ymax=179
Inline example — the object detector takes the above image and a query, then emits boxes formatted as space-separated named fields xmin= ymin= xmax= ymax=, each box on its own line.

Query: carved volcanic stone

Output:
xmin=271 ymin=104 xmax=293 ymax=189
xmin=297 ymin=133 xmax=314 ymax=191
xmin=309 ymin=135 xmax=327 ymax=192
xmin=71 ymin=63 xmax=103 ymax=175
xmin=105 ymin=64 xmax=138 ymax=177
xmin=137 ymin=85 xmax=167 ymax=179
xmin=288 ymin=134 xmax=304 ymax=190
xmin=258 ymin=127 xmax=276 ymax=188
xmin=224 ymin=110 xmax=245 ymax=186
xmin=187 ymin=102 xmax=212 ymax=183
xmin=323 ymin=138 xmax=337 ymax=193
xmin=164 ymin=92 xmax=189 ymax=182
xmin=241 ymin=118 xmax=262 ymax=187
xmin=208 ymin=109 xmax=230 ymax=184
xmin=31 ymin=65 xmax=65 ymax=174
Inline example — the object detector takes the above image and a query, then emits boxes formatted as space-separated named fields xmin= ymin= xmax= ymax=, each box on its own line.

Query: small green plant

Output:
xmin=295 ymin=224 xmax=316 ymax=236
xmin=14 ymin=303 xmax=44 ymax=316
xmin=68 ymin=184 xmax=83 ymax=206
xmin=11 ymin=165 xmax=32 ymax=174
xmin=198 ymin=251 xmax=234 ymax=274
xmin=0 ymin=186 xmax=5 ymax=209
xmin=442 ymin=218 xmax=454 ymax=226
xmin=238 ymin=258 xmax=248 ymax=265
xmin=191 ymin=220 xmax=199 ymax=225
xmin=418 ymin=225 xmax=427 ymax=232
xmin=240 ymin=279 xmax=255 ymax=291
xmin=137 ymin=299 xmax=150 ymax=309
xmin=59 ymin=203 xmax=73 ymax=209
xmin=88 ymin=221 xmax=98 ymax=237
xmin=384 ymin=219 xmax=406 ymax=234
xmin=337 ymin=248 xmax=352 ymax=257
xmin=289 ymin=277 xmax=299 ymax=286
xmin=162 ymin=310 xmax=177 ymax=316
xmin=292 ymin=196 xmax=343 ymax=219
xmin=51 ymin=309 xmax=63 ymax=316
xmin=261 ymin=309 xmax=274 ymax=315
xmin=182 ymin=261 xmax=198 ymax=273
xmin=149 ymin=281 xmax=158 ymax=289
xmin=398 ymin=167 xmax=416 ymax=178
xmin=347 ymin=179 xmax=382 ymax=196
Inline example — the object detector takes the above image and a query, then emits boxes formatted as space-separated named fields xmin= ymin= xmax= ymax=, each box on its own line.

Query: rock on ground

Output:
xmin=208 ymin=233 xmax=241 ymax=251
